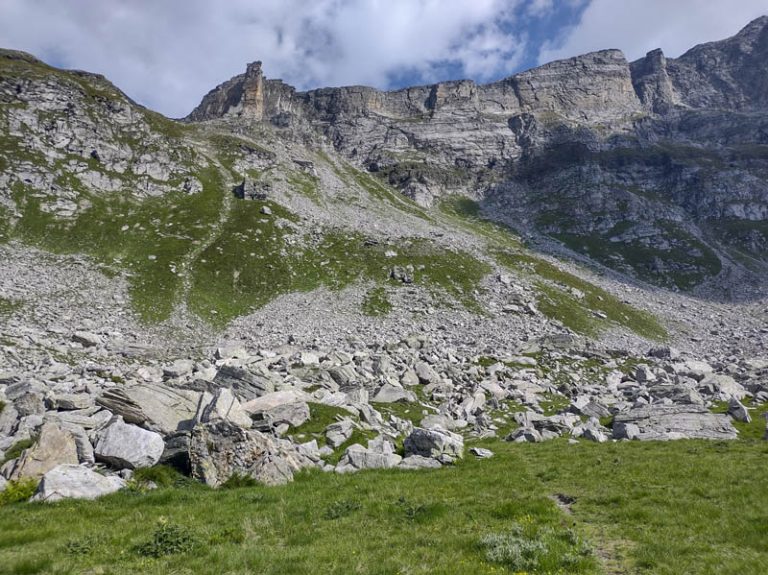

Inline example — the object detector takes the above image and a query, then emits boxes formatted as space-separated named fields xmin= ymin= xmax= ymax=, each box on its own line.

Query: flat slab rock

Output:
xmin=31 ymin=464 xmax=125 ymax=502
xmin=97 ymin=383 xmax=199 ymax=435
xmin=613 ymin=405 xmax=738 ymax=441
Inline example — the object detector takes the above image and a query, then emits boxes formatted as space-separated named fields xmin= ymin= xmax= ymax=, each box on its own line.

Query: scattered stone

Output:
xmin=727 ymin=398 xmax=751 ymax=423
xmin=325 ymin=419 xmax=354 ymax=448
xmin=213 ymin=365 xmax=275 ymax=401
xmin=469 ymin=447 xmax=494 ymax=458
xmin=404 ymin=427 xmax=463 ymax=462
xmin=335 ymin=438 xmax=402 ymax=473
xmin=163 ymin=359 xmax=194 ymax=378
xmin=71 ymin=331 xmax=101 ymax=348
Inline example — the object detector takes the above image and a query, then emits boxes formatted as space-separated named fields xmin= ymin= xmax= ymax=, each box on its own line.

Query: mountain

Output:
xmin=1 ymin=16 xmax=768 ymax=549
xmin=188 ymin=16 xmax=768 ymax=296
xmin=1 ymin=18 xmax=768 ymax=362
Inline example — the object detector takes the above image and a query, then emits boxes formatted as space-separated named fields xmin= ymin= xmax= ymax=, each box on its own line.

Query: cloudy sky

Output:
xmin=1 ymin=0 xmax=767 ymax=118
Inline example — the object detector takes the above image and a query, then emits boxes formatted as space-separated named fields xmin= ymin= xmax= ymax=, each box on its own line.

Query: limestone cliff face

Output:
xmin=188 ymin=47 xmax=642 ymax=126
xmin=4 ymin=18 xmax=768 ymax=299
xmin=181 ymin=17 xmax=768 ymax=292
xmin=187 ymin=61 xmax=299 ymax=122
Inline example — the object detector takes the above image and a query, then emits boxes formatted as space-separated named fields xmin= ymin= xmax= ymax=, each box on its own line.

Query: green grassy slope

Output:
xmin=1 ymin=435 xmax=766 ymax=575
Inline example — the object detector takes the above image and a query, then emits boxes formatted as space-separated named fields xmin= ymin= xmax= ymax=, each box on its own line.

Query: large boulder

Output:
xmin=96 ymin=383 xmax=199 ymax=435
xmin=31 ymin=464 xmax=125 ymax=502
xmin=94 ymin=416 xmax=165 ymax=469
xmin=404 ymin=427 xmax=464 ymax=462
xmin=9 ymin=422 xmax=79 ymax=481
xmin=243 ymin=391 xmax=311 ymax=430
xmin=613 ymin=405 xmax=738 ymax=441
xmin=188 ymin=420 xmax=313 ymax=487
xmin=335 ymin=436 xmax=402 ymax=473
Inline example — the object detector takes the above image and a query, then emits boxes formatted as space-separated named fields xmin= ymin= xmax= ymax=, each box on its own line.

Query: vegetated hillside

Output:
xmin=0 ymin=46 xmax=668 ymax=343
xmin=188 ymin=16 xmax=768 ymax=298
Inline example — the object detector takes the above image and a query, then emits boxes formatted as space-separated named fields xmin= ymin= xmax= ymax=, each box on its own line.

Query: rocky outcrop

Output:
xmin=188 ymin=420 xmax=314 ymax=487
xmin=181 ymin=17 xmax=768 ymax=294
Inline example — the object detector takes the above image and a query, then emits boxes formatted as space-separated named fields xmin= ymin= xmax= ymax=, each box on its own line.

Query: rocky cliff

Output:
xmin=2 ymin=17 xmax=768 ymax=365
xmin=185 ymin=16 xmax=768 ymax=296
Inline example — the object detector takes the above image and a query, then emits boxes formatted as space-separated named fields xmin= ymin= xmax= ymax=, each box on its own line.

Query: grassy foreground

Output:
xmin=1 ymin=437 xmax=767 ymax=575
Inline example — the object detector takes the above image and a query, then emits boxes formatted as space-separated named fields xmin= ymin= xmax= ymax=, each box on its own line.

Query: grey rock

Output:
xmin=51 ymin=394 xmax=94 ymax=411
xmin=400 ymin=369 xmax=420 ymax=387
xmin=94 ymin=416 xmax=165 ymax=469
xmin=189 ymin=420 xmax=311 ymax=486
xmin=335 ymin=442 xmax=402 ymax=472
xmin=9 ymin=422 xmax=79 ymax=481
xmin=163 ymin=359 xmax=194 ymax=379
xmin=213 ymin=364 xmax=275 ymax=400
xmin=582 ymin=427 xmax=609 ymax=443
xmin=241 ymin=390 xmax=312 ymax=413
xmin=96 ymin=384 xmax=199 ymax=435
xmin=469 ymin=447 xmax=494 ymax=458
xmin=648 ymin=384 xmax=704 ymax=406
xmin=372 ymin=383 xmax=415 ymax=403
xmin=72 ymin=331 xmax=101 ymax=348
xmin=506 ymin=427 xmax=544 ymax=443
xmin=727 ymin=398 xmax=751 ymax=423
xmin=613 ymin=422 xmax=641 ymax=440
xmin=249 ymin=401 xmax=310 ymax=431
xmin=199 ymin=388 xmax=252 ymax=428
xmin=325 ymin=419 xmax=354 ymax=448
xmin=31 ymin=464 xmax=125 ymax=502
xmin=612 ymin=405 xmax=737 ymax=441
xmin=13 ymin=391 xmax=45 ymax=418
xmin=414 ymin=362 xmax=441 ymax=384
xmin=700 ymin=375 xmax=748 ymax=401
xmin=404 ymin=427 xmax=463 ymax=460
xmin=572 ymin=400 xmax=611 ymax=420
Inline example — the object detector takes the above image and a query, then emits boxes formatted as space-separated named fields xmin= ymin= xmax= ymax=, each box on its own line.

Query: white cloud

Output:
xmin=539 ymin=0 xmax=768 ymax=65
xmin=0 ymin=0 xmax=526 ymax=117
xmin=526 ymin=0 xmax=554 ymax=17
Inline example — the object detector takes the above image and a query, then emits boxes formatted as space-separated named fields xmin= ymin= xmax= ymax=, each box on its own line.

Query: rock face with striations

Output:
xmin=183 ymin=17 xmax=768 ymax=294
